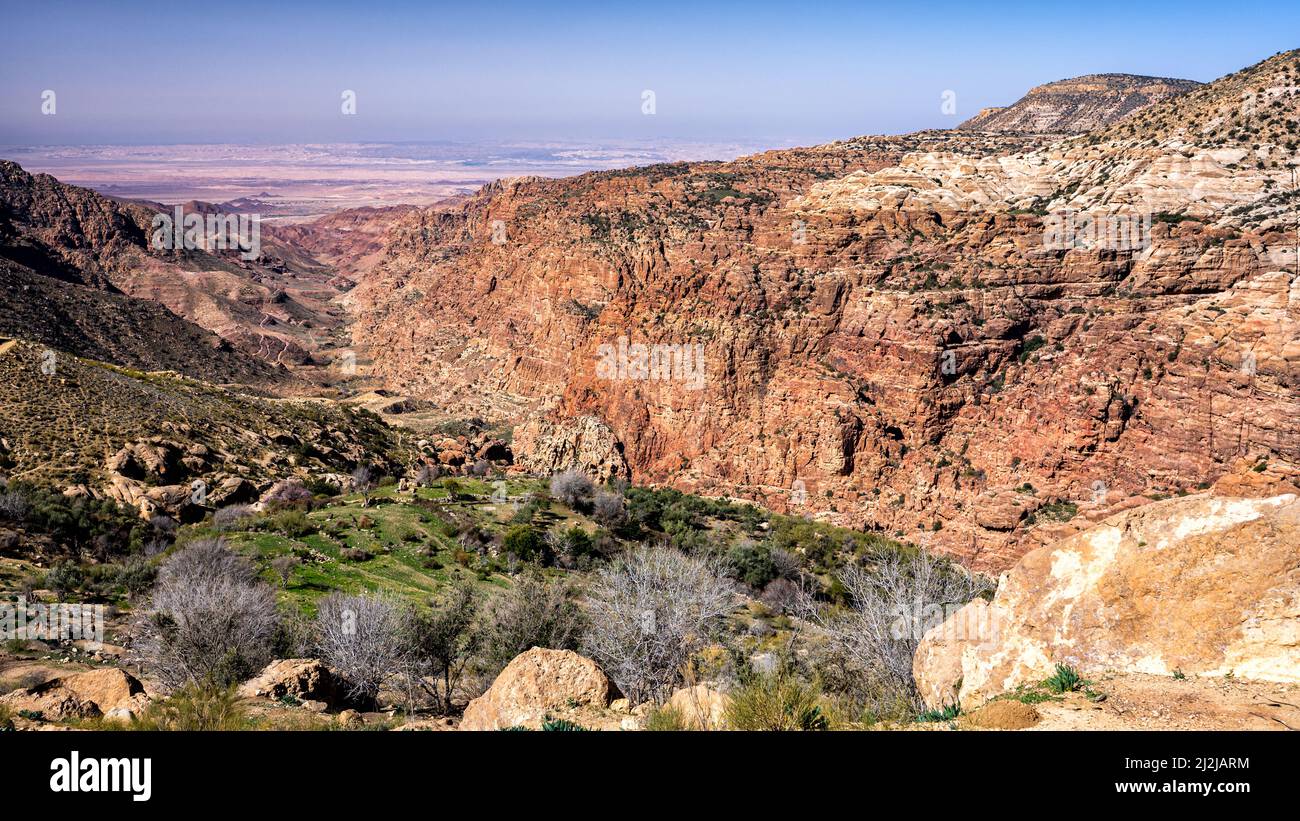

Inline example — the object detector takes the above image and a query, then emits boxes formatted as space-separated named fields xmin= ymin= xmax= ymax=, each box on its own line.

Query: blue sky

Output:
xmin=0 ymin=0 xmax=1296 ymax=145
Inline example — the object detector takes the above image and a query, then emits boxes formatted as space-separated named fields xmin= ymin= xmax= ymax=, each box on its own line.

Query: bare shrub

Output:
xmin=583 ymin=545 xmax=734 ymax=704
xmin=760 ymin=577 xmax=800 ymax=614
xmin=212 ymin=504 xmax=254 ymax=531
xmin=270 ymin=555 xmax=299 ymax=587
xmin=480 ymin=574 xmax=586 ymax=675
xmin=796 ymin=548 xmax=991 ymax=717
xmin=591 ymin=491 xmax=627 ymax=528
xmin=414 ymin=464 xmax=441 ymax=486
xmin=315 ymin=592 xmax=410 ymax=708
xmin=469 ymin=459 xmax=492 ymax=477
xmin=0 ymin=490 xmax=30 ymax=521
xmin=769 ymin=547 xmax=801 ymax=579
xmin=549 ymin=469 xmax=593 ymax=509
xmin=263 ymin=479 xmax=311 ymax=506
xmin=351 ymin=465 xmax=374 ymax=506
xmin=132 ymin=539 xmax=279 ymax=689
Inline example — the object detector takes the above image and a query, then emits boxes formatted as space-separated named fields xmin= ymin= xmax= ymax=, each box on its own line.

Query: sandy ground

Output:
xmin=954 ymin=672 xmax=1300 ymax=731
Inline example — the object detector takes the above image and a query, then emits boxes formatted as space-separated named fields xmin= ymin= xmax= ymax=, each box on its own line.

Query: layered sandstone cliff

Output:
xmin=349 ymin=51 xmax=1300 ymax=571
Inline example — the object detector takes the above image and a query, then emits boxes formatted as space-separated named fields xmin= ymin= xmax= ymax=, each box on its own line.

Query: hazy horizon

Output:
xmin=2 ymin=0 xmax=1297 ymax=147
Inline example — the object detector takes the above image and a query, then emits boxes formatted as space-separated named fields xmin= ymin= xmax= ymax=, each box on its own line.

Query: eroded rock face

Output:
xmin=460 ymin=648 xmax=617 ymax=730
xmin=958 ymin=74 xmax=1201 ymax=133
xmin=511 ymin=416 xmax=629 ymax=483
xmin=914 ymin=492 xmax=1300 ymax=710
xmin=351 ymin=51 xmax=1300 ymax=572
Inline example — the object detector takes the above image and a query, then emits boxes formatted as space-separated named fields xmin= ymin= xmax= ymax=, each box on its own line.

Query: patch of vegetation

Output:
xmin=1043 ymin=663 xmax=1083 ymax=694
xmin=915 ymin=703 xmax=961 ymax=723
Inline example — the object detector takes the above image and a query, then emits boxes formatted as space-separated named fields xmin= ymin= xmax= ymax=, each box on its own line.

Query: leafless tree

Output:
xmin=132 ymin=538 xmax=279 ymax=690
xmin=406 ymin=581 xmax=482 ymax=714
xmin=351 ymin=465 xmax=375 ymax=506
xmin=315 ymin=592 xmax=411 ymax=707
xmin=591 ymin=491 xmax=628 ymax=528
xmin=583 ymin=545 xmax=734 ymax=704
xmin=270 ymin=555 xmax=299 ymax=588
xmin=481 ymin=573 xmax=586 ymax=674
xmin=549 ymin=469 xmax=593 ymax=509
xmin=796 ymin=548 xmax=992 ymax=714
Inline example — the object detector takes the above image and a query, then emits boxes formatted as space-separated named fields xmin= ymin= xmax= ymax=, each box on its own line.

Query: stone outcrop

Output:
xmin=666 ymin=685 xmax=728 ymax=730
xmin=511 ymin=416 xmax=629 ymax=483
xmin=238 ymin=659 xmax=348 ymax=707
xmin=0 ymin=667 xmax=148 ymax=721
xmin=460 ymin=648 xmax=618 ymax=730
xmin=914 ymin=491 xmax=1300 ymax=710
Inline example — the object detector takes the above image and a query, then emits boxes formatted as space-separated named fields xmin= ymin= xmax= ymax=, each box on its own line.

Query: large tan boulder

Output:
xmin=59 ymin=668 xmax=145 ymax=712
xmin=460 ymin=648 xmax=617 ymax=730
xmin=0 ymin=667 xmax=146 ymax=720
xmin=666 ymin=685 xmax=728 ymax=730
xmin=915 ymin=492 xmax=1300 ymax=710
xmin=238 ymin=659 xmax=347 ymax=706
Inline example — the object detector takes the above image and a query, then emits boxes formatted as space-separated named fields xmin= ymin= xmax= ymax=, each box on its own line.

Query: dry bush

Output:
xmin=583 ymin=545 xmax=734 ymax=704
xmin=797 ymin=548 xmax=991 ymax=717
xmin=591 ymin=491 xmax=627 ymax=527
xmin=480 ymin=574 xmax=586 ymax=675
xmin=212 ymin=504 xmax=254 ymax=531
xmin=315 ymin=592 xmax=410 ymax=707
xmin=132 ymin=538 xmax=279 ymax=689
xmin=549 ymin=469 xmax=593 ymax=509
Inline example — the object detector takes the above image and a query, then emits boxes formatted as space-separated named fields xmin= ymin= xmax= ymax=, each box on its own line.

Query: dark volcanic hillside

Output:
xmin=349 ymin=50 xmax=1300 ymax=571
xmin=959 ymin=73 xmax=1201 ymax=133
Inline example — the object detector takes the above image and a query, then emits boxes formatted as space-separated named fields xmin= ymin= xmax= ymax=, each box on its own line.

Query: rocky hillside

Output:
xmin=0 ymin=161 xmax=355 ymax=380
xmin=347 ymin=49 xmax=1300 ymax=571
xmin=959 ymin=73 xmax=1201 ymax=133
xmin=0 ymin=338 xmax=416 ymax=521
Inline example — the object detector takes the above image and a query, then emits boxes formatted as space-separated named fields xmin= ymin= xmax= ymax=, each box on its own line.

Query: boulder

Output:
xmin=915 ymin=492 xmax=1300 ymax=710
xmin=59 ymin=668 xmax=145 ymax=712
xmin=666 ymin=685 xmax=728 ymax=730
xmin=209 ymin=476 xmax=258 ymax=506
xmin=238 ymin=659 xmax=347 ymax=707
xmin=460 ymin=648 xmax=617 ymax=730
xmin=0 ymin=667 xmax=145 ymax=720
